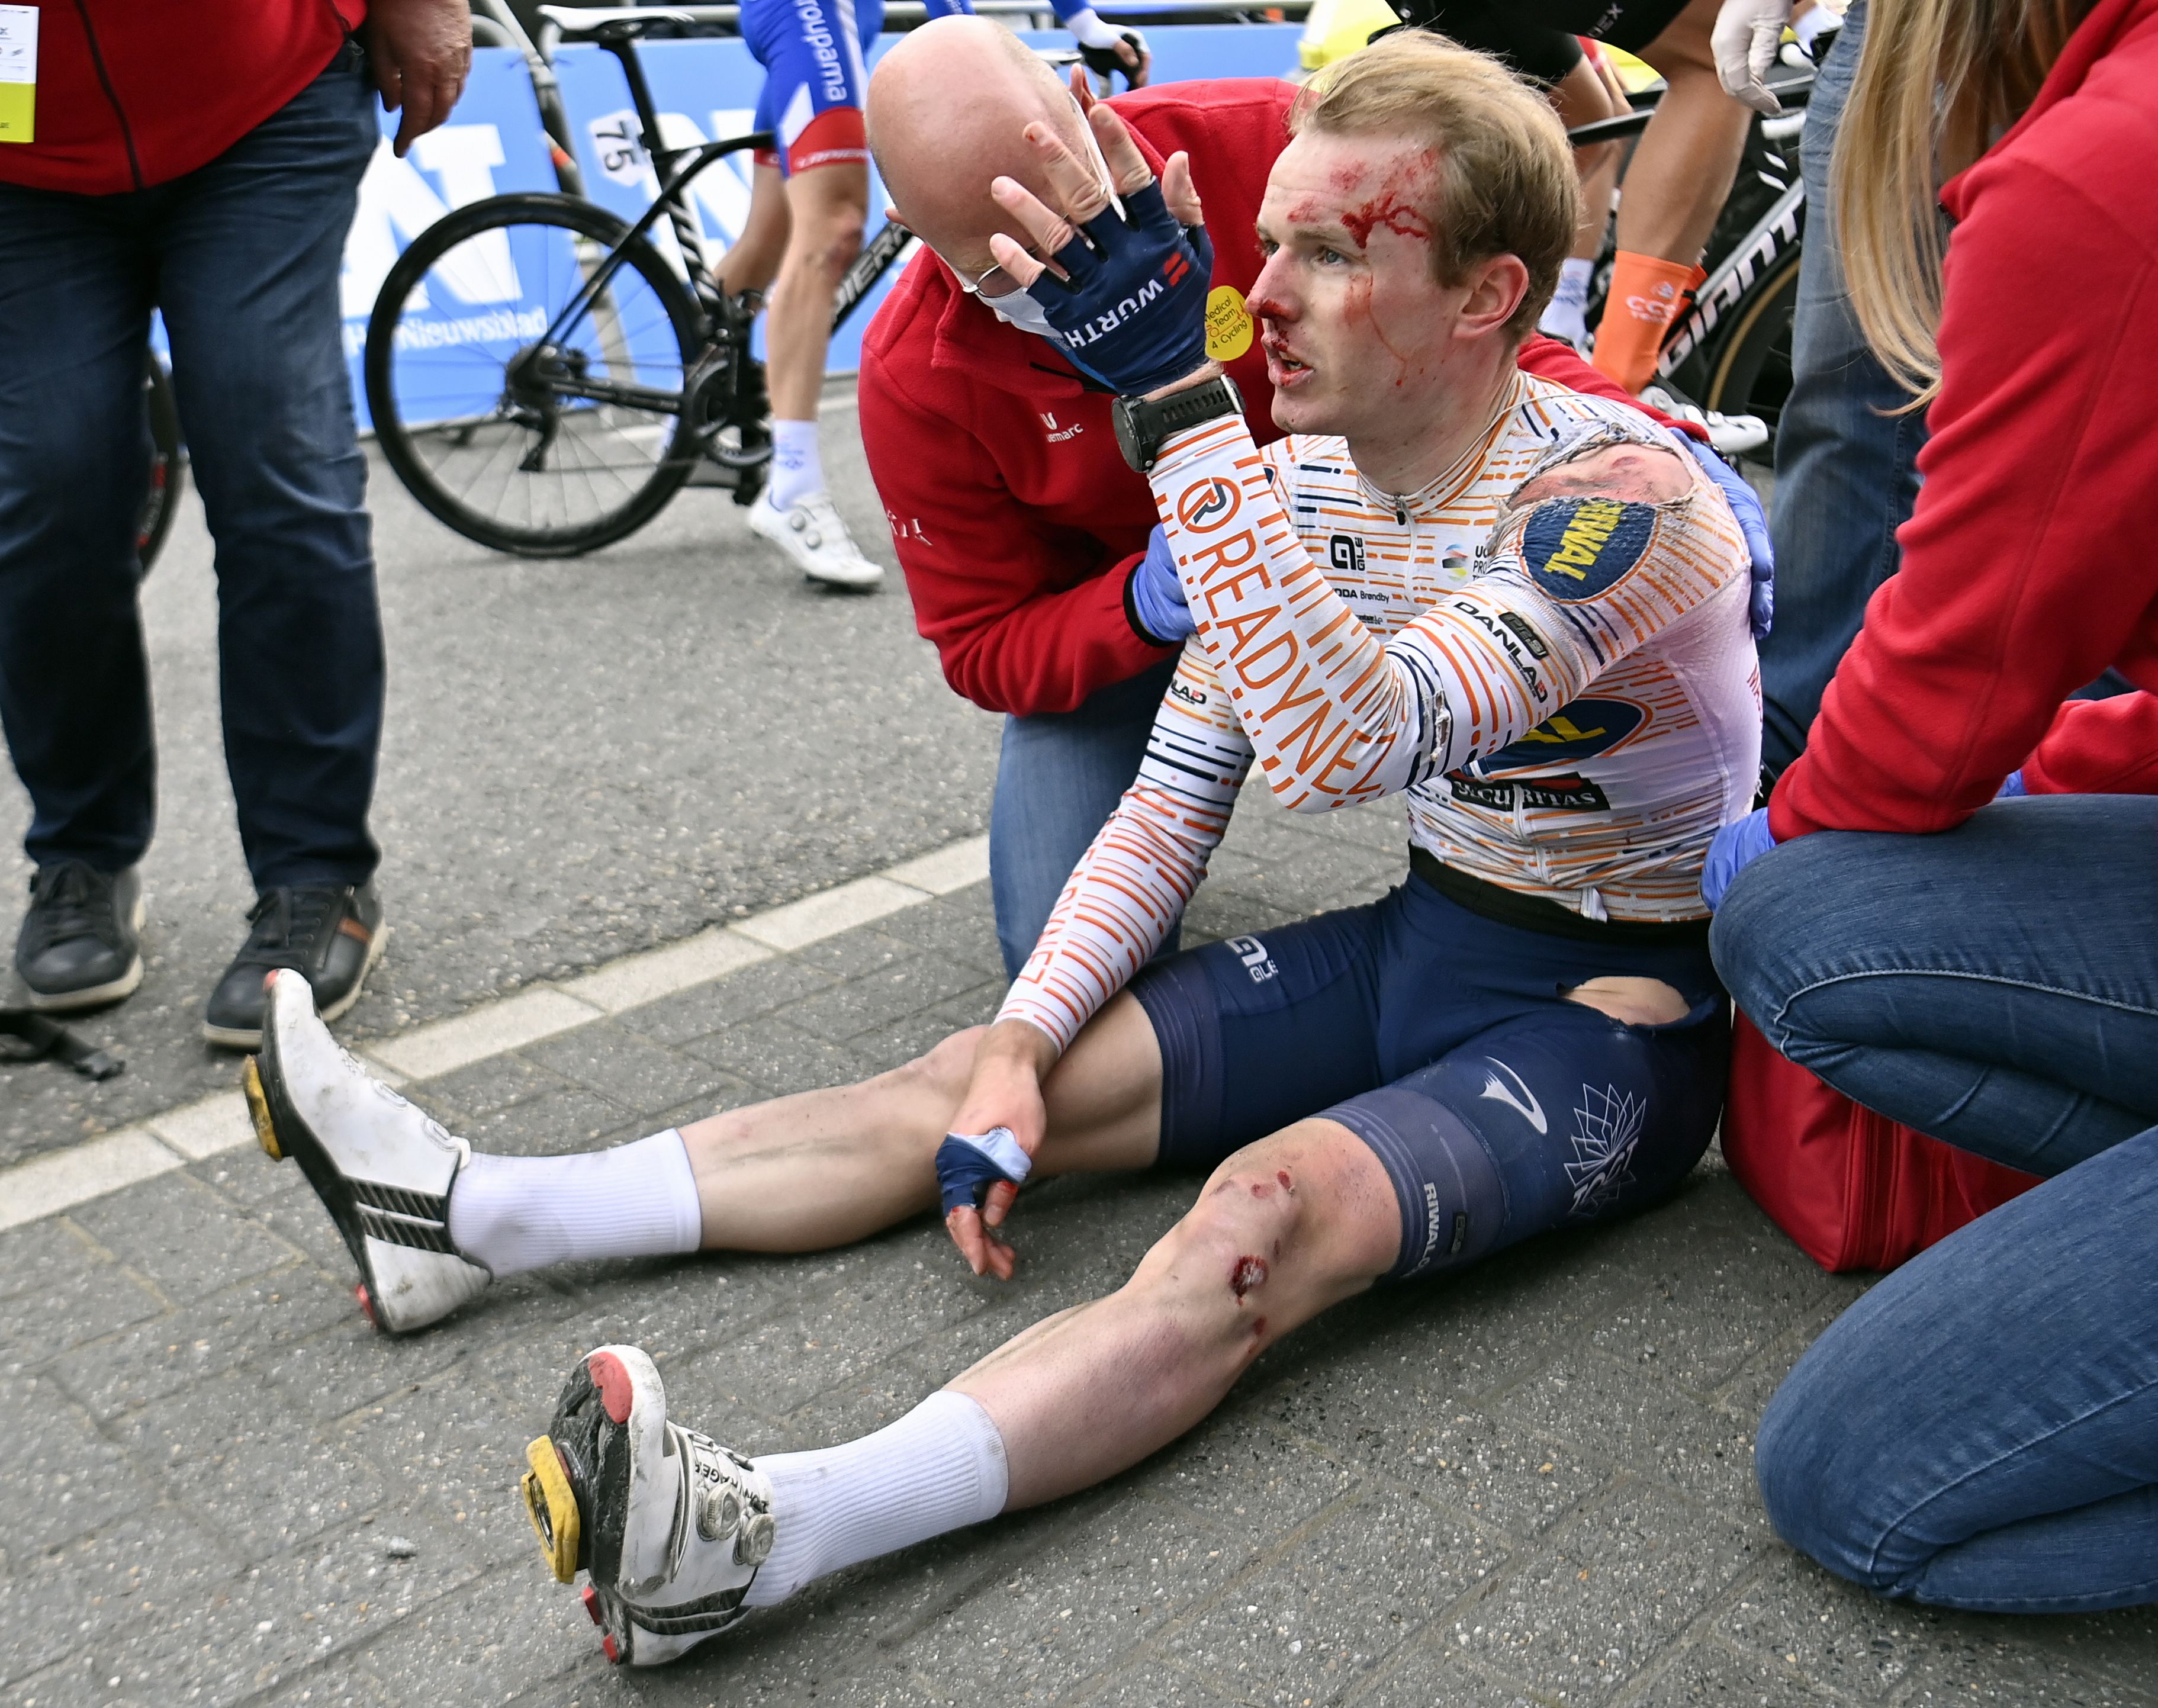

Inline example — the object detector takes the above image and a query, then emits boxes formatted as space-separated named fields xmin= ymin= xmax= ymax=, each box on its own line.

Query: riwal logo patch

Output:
xmin=1523 ymin=497 xmax=1655 ymax=600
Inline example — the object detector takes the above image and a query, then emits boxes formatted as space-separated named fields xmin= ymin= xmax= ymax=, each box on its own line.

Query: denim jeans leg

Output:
xmin=989 ymin=656 xmax=1181 ymax=980
xmin=1758 ymin=0 xmax=1928 ymax=776
xmin=1756 ymin=1121 xmax=2158 ymax=1611
xmin=1711 ymin=795 xmax=2158 ymax=1176
xmin=156 ymin=43 xmax=385 ymax=891
xmin=0 ymin=186 xmax=159 ymax=873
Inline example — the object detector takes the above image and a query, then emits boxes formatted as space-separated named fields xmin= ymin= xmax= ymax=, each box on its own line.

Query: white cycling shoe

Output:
xmin=747 ymin=489 xmax=885 ymax=590
xmin=1639 ymin=384 xmax=1771 ymax=459
xmin=244 ymin=969 xmax=491 ymax=1334
xmin=522 ymin=1344 xmax=777 ymax=1667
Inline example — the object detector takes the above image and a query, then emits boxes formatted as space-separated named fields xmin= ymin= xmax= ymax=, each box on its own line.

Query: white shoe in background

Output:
xmin=747 ymin=490 xmax=885 ymax=590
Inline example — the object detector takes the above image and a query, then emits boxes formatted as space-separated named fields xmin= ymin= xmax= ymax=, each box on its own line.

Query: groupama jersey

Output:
xmin=1000 ymin=377 xmax=1758 ymax=1050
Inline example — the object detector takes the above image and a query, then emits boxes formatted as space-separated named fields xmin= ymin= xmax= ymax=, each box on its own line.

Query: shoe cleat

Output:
xmin=747 ymin=490 xmax=885 ymax=590
xmin=249 ymin=969 xmax=491 ymax=1334
xmin=525 ymin=1344 xmax=777 ymax=1666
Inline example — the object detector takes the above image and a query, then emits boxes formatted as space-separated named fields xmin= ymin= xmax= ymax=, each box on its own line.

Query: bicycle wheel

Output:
xmin=366 ymin=194 xmax=702 ymax=557
xmin=1689 ymin=246 xmax=1802 ymax=452
xmin=137 ymin=353 xmax=186 ymax=575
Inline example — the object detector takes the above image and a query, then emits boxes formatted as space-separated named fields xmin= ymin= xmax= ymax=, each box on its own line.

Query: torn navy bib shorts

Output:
xmin=1129 ymin=860 xmax=1728 ymax=1280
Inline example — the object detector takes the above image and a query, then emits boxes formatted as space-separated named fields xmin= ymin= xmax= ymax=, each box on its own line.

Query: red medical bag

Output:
xmin=1721 ymin=1014 xmax=2041 ymax=1272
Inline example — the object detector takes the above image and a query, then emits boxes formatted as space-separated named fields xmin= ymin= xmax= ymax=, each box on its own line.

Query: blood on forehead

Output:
xmin=1291 ymin=140 xmax=1440 ymax=250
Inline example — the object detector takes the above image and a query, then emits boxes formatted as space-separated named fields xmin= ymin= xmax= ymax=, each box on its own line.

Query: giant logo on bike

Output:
xmin=1175 ymin=477 xmax=1242 ymax=533
xmin=1523 ymin=497 xmax=1656 ymax=600
xmin=1477 ymin=698 xmax=1646 ymax=770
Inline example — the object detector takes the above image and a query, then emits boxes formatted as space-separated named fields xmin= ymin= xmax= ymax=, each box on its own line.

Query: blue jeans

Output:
xmin=0 ymin=42 xmax=384 ymax=890
xmin=1710 ymin=796 xmax=2158 ymax=1610
xmin=1758 ymin=0 xmax=1928 ymax=776
xmin=989 ymin=655 xmax=1181 ymax=980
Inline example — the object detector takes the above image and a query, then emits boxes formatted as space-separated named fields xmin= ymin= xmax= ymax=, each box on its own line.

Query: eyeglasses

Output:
xmin=945 ymin=89 xmax=1125 ymax=301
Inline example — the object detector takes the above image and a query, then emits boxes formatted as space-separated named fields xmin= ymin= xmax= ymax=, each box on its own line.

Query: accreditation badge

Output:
xmin=0 ymin=5 xmax=34 ymax=143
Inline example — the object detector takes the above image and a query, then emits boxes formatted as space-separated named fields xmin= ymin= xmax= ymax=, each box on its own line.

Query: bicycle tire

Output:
xmin=1682 ymin=246 xmax=1802 ymax=451
xmin=366 ymin=193 xmax=702 ymax=558
xmin=137 ymin=353 xmax=186 ymax=575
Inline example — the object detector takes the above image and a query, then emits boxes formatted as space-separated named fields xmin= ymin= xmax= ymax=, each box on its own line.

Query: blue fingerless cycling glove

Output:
xmin=936 ymin=1126 xmax=1034 ymax=1215
xmin=1701 ymin=806 xmax=1777 ymax=911
xmin=1126 ymin=525 xmax=1194 ymax=646
xmin=1030 ymin=179 xmax=1214 ymax=397
xmin=1674 ymin=431 xmax=1774 ymax=641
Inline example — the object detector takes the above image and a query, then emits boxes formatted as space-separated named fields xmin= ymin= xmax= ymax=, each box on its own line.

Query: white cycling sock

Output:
xmin=768 ymin=419 xmax=824 ymax=512
xmin=743 ymin=1390 xmax=1009 ymax=1607
xmin=446 ymin=1130 xmax=703 ymax=1278
xmin=1538 ymin=257 xmax=1595 ymax=348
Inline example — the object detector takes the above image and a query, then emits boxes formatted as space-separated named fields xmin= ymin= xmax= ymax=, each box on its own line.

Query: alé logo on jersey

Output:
xmin=1175 ymin=477 xmax=1242 ymax=534
xmin=1224 ymin=935 xmax=1278 ymax=983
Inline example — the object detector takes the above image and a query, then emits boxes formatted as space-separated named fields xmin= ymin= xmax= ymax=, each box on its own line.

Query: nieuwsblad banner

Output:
xmin=325 ymin=25 xmax=1300 ymax=431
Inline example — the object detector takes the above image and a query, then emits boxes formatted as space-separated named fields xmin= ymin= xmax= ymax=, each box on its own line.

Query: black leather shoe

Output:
xmin=15 ymin=863 xmax=144 ymax=1012
xmin=202 ymin=882 xmax=385 ymax=1049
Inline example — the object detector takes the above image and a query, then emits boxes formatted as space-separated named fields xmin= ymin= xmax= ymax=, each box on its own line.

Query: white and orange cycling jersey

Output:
xmin=999 ymin=374 xmax=1761 ymax=1051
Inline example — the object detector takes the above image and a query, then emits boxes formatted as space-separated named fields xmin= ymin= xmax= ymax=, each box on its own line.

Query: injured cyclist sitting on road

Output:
xmin=243 ymin=33 xmax=1760 ymax=1668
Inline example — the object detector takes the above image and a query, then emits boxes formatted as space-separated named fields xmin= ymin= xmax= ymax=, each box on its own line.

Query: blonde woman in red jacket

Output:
xmin=1704 ymin=0 xmax=2158 ymax=1613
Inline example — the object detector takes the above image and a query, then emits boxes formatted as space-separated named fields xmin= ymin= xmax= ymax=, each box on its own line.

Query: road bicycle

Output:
xmin=1564 ymin=63 xmax=1819 ymax=458
xmin=365 ymin=4 xmax=931 ymax=558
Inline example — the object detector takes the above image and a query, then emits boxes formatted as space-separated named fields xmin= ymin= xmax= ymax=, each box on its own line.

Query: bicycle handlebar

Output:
xmin=537 ymin=0 xmax=1307 ymax=31
xmin=1564 ymin=70 xmax=1815 ymax=145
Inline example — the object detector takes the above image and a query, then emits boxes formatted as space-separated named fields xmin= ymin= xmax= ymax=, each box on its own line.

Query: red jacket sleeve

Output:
xmin=1517 ymin=337 xmax=1707 ymax=441
xmin=1771 ymin=162 xmax=2158 ymax=839
xmin=2021 ymin=691 xmax=2158 ymax=795
xmin=858 ymin=343 xmax=1171 ymax=718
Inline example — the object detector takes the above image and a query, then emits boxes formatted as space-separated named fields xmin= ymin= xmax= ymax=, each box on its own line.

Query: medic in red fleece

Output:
xmin=0 ymin=1 xmax=365 ymax=194
xmin=859 ymin=76 xmax=1700 ymax=719
xmin=1768 ymin=0 xmax=2158 ymax=840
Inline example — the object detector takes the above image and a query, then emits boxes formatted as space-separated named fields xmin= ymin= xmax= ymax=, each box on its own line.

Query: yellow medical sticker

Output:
xmin=1204 ymin=285 xmax=1254 ymax=362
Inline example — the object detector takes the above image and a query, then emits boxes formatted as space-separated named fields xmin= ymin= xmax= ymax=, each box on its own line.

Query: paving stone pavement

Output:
xmin=7 ymin=799 xmax=2156 ymax=1708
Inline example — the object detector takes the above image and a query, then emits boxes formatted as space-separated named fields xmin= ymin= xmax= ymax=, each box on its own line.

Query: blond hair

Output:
xmin=1837 ymin=0 xmax=2098 ymax=402
xmin=1291 ymin=31 xmax=1577 ymax=340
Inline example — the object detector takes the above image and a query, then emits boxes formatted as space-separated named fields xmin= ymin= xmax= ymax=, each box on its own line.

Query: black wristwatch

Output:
xmin=1112 ymin=373 xmax=1244 ymax=473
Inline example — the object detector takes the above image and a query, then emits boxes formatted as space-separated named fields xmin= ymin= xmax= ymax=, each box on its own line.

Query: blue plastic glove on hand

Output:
xmin=1674 ymin=431 xmax=1774 ymax=640
xmin=1702 ymin=805 xmax=1777 ymax=911
xmin=935 ymin=1126 xmax=1034 ymax=1215
xmin=1030 ymin=179 xmax=1214 ymax=397
xmin=1128 ymin=525 xmax=1194 ymax=645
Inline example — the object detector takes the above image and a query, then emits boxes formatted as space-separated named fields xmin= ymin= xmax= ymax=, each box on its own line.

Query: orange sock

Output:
xmin=1591 ymin=251 xmax=1707 ymax=394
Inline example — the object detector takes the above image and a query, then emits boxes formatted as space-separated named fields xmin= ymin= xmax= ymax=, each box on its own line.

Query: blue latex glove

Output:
xmin=1127 ymin=525 xmax=1194 ymax=645
xmin=1029 ymin=178 xmax=1214 ymax=397
xmin=935 ymin=1126 xmax=1034 ymax=1215
xmin=1996 ymin=770 xmax=2028 ymax=798
xmin=1702 ymin=806 xmax=1777 ymax=910
xmin=1675 ymin=430 xmax=1774 ymax=640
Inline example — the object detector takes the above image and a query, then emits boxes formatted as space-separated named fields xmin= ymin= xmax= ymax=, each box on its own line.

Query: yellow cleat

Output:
xmin=241 ymin=1056 xmax=283 ymax=1160
xmin=522 ymin=1436 xmax=581 ymax=1584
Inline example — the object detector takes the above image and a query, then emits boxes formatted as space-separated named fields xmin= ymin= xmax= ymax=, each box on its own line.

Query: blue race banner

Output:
xmin=330 ymin=28 xmax=1301 ymax=429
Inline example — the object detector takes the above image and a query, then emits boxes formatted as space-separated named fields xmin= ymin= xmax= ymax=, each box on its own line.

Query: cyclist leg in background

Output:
xmin=1588 ymin=0 xmax=1755 ymax=395
xmin=1397 ymin=2 xmax=1755 ymax=411
xmin=724 ymin=0 xmax=891 ymax=590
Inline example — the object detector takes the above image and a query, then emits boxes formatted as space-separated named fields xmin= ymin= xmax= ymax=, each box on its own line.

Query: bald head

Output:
xmin=867 ymin=17 xmax=1092 ymax=278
